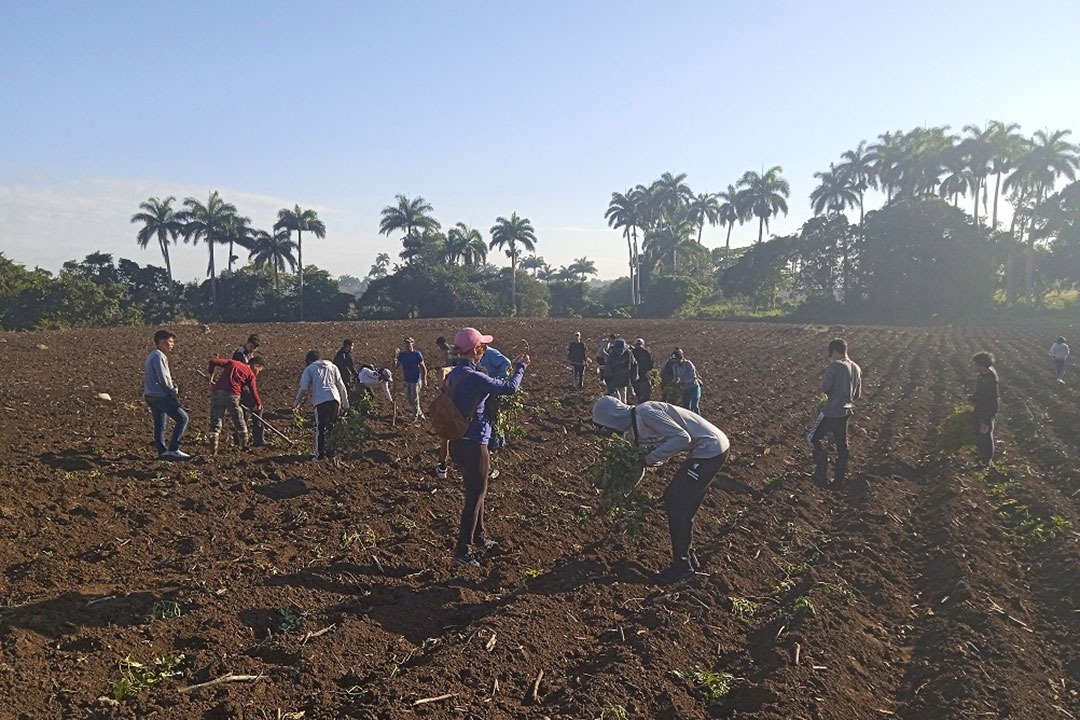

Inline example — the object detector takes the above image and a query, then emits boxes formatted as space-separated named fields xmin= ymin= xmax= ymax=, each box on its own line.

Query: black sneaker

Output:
xmin=688 ymin=548 xmax=701 ymax=572
xmin=651 ymin=562 xmax=693 ymax=584
xmin=452 ymin=554 xmax=480 ymax=568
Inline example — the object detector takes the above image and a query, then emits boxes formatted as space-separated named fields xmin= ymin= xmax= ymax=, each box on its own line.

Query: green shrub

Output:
xmin=328 ymin=411 xmax=373 ymax=459
xmin=936 ymin=405 xmax=975 ymax=454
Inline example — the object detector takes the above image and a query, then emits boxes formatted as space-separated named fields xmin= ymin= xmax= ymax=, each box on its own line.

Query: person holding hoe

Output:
xmin=232 ymin=333 xmax=270 ymax=447
xmin=206 ymin=354 xmax=265 ymax=454
xmin=431 ymin=327 xmax=529 ymax=568
xmin=592 ymin=395 xmax=730 ymax=584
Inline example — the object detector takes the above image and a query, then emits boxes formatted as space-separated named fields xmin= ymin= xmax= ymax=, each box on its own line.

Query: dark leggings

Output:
xmin=810 ymin=414 xmax=850 ymax=479
xmin=450 ymin=439 xmax=490 ymax=555
xmin=663 ymin=452 xmax=727 ymax=564
xmin=314 ymin=400 xmax=340 ymax=458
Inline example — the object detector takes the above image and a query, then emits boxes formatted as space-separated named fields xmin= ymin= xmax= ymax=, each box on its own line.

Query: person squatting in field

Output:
xmin=603 ymin=337 xmax=638 ymax=403
xmin=971 ymin=351 xmax=999 ymax=469
xmin=206 ymin=355 xmax=264 ymax=454
xmin=1051 ymin=336 xmax=1070 ymax=383
xmin=443 ymin=326 xmax=529 ymax=568
xmin=592 ymin=395 xmax=730 ymax=584
xmin=806 ymin=338 xmax=862 ymax=484
xmin=672 ymin=348 xmax=702 ymax=412
xmin=357 ymin=365 xmax=394 ymax=409
xmin=631 ymin=338 xmax=654 ymax=402
xmin=568 ymin=331 xmax=587 ymax=389
xmin=293 ymin=350 xmax=350 ymax=461
xmin=232 ymin=334 xmax=269 ymax=447
xmin=143 ymin=329 xmax=190 ymax=460
xmin=396 ymin=337 xmax=428 ymax=422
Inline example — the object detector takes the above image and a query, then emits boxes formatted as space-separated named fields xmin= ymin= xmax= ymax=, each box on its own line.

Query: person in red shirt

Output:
xmin=206 ymin=356 xmax=265 ymax=454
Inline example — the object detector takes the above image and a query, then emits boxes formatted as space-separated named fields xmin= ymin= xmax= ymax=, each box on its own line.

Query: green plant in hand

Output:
xmin=328 ymin=411 xmax=372 ymax=459
xmin=936 ymin=405 xmax=975 ymax=454
xmin=589 ymin=436 xmax=652 ymax=535
xmin=493 ymin=390 xmax=528 ymax=440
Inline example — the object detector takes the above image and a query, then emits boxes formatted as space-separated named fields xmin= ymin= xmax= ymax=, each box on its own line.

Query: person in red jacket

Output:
xmin=206 ymin=356 xmax=265 ymax=454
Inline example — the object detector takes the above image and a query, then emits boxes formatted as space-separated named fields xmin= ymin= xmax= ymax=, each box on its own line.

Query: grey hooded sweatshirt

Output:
xmin=593 ymin=396 xmax=729 ymax=465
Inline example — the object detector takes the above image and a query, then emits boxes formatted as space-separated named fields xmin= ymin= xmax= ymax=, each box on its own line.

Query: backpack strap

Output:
xmin=630 ymin=407 xmax=640 ymax=446
xmin=447 ymin=368 xmax=483 ymax=422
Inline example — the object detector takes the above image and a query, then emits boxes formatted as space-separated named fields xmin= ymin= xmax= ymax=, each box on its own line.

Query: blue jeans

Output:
xmin=146 ymin=395 xmax=188 ymax=454
xmin=681 ymin=385 xmax=701 ymax=413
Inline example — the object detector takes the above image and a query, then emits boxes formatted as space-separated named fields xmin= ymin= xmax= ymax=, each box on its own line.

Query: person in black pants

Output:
xmin=568 ymin=331 xmax=587 ymax=389
xmin=631 ymin=338 xmax=654 ymax=402
xmin=807 ymin=338 xmax=862 ymax=483
xmin=971 ymin=351 xmax=999 ymax=469
xmin=292 ymin=350 xmax=350 ymax=461
xmin=334 ymin=339 xmax=358 ymax=391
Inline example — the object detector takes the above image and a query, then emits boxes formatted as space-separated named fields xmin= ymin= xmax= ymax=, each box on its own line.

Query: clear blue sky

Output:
xmin=2 ymin=0 xmax=1078 ymax=281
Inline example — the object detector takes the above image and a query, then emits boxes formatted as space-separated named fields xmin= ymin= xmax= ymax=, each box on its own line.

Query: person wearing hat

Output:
xmin=603 ymin=337 xmax=638 ymax=403
xmin=631 ymin=338 xmax=654 ymax=402
xmin=357 ymin=365 xmax=394 ymax=409
xmin=673 ymin=349 xmax=702 ymax=413
xmin=592 ymin=395 xmax=730 ymax=583
xmin=568 ymin=332 xmax=588 ymax=389
xmin=395 ymin=337 xmax=428 ymax=422
xmin=445 ymin=327 xmax=530 ymax=568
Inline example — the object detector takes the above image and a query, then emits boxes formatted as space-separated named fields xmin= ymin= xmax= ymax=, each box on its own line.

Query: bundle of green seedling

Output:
xmin=661 ymin=377 xmax=682 ymax=405
xmin=935 ymin=404 xmax=975 ymax=454
xmin=493 ymin=389 xmax=528 ymax=440
xmin=328 ymin=410 xmax=373 ymax=459
xmin=589 ymin=436 xmax=652 ymax=536
xmin=347 ymin=388 xmax=378 ymax=417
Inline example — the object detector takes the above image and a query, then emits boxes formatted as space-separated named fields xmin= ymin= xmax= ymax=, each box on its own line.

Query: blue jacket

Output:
xmin=480 ymin=347 xmax=512 ymax=379
xmin=448 ymin=358 xmax=525 ymax=445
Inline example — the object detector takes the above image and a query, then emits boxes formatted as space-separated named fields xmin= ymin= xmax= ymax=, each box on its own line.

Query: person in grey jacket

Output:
xmin=592 ymin=395 xmax=730 ymax=584
xmin=806 ymin=338 xmax=862 ymax=483
xmin=293 ymin=350 xmax=351 ymax=461
xmin=143 ymin=329 xmax=191 ymax=460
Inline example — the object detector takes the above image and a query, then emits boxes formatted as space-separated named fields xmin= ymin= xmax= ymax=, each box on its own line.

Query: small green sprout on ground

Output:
xmin=597 ymin=704 xmax=629 ymax=720
xmin=341 ymin=523 xmax=378 ymax=550
xmin=818 ymin=581 xmax=856 ymax=603
xmin=278 ymin=607 xmax=304 ymax=633
xmin=111 ymin=653 xmax=185 ymax=700
xmin=149 ymin=600 xmax=181 ymax=621
xmin=793 ymin=596 xmax=815 ymax=616
xmin=390 ymin=514 xmax=418 ymax=533
xmin=523 ymin=568 xmax=543 ymax=579
xmin=675 ymin=667 xmax=735 ymax=705
xmin=772 ymin=578 xmax=796 ymax=597
xmin=935 ymin=404 xmax=975 ymax=454
xmin=729 ymin=597 xmax=759 ymax=623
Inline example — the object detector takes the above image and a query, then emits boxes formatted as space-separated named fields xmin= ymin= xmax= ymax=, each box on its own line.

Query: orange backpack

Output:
xmin=429 ymin=371 xmax=481 ymax=440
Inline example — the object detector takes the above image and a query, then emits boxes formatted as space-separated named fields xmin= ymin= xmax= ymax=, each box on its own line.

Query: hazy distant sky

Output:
xmin=2 ymin=0 xmax=1078 ymax=281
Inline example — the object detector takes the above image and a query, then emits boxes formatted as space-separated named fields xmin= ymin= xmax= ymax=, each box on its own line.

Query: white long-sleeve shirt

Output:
xmin=294 ymin=360 xmax=349 ymax=411
xmin=358 ymin=367 xmax=393 ymax=403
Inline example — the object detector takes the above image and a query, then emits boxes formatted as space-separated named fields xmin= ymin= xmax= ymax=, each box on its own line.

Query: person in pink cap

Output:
xmin=444 ymin=326 xmax=530 ymax=568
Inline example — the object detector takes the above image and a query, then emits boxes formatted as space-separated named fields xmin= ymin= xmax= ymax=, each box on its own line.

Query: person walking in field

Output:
xmin=396 ymin=337 xmax=428 ymax=422
xmin=603 ymin=337 xmax=638 ymax=403
xmin=568 ymin=331 xmax=588 ymax=389
xmin=293 ymin=350 xmax=350 ymax=461
xmin=334 ymin=339 xmax=358 ymax=391
xmin=143 ymin=329 xmax=191 ymax=460
xmin=206 ymin=355 xmax=265 ymax=454
xmin=439 ymin=327 xmax=529 ymax=568
xmin=971 ymin=351 xmax=999 ymax=470
xmin=807 ymin=338 xmax=862 ymax=484
xmin=1051 ymin=336 xmax=1070 ymax=383
xmin=631 ymin=338 xmax=654 ymax=402
xmin=592 ymin=395 xmax=730 ymax=584
xmin=232 ymin=333 xmax=269 ymax=447
xmin=672 ymin=349 xmax=702 ymax=413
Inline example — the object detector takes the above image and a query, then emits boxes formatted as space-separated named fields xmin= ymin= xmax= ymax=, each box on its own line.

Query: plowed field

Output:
xmin=1 ymin=319 xmax=1079 ymax=719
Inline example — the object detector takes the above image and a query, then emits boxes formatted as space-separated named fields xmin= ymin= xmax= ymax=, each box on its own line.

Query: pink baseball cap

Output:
xmin=454 ymin=327 xmax=493 ymax=353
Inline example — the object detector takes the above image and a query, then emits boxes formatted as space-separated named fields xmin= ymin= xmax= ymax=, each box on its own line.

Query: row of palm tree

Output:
xmin=132 ymin=193 xmax=326 ymax=317
xmin=809 ymin=123 xmax=1079 ymax=300
xmin=377 ymin=194 xmax=540 ymax=314
xmin=519 ymin=254 xmax=598 ymax=282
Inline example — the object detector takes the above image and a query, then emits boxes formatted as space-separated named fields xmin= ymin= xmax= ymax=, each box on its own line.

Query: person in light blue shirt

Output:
xmin=480 ymin=346 xmax=512 ymax=379
xmin=143 ymin=329 xmax=190 ymax=460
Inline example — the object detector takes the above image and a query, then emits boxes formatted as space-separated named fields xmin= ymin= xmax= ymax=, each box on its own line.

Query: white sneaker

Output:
xmin=435 ymin=463 xmax=448 ymax=479
xmin=163 ymin=449 xmax=191 ymax=460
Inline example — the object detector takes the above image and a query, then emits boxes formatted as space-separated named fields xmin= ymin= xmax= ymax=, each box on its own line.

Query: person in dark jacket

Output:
xmin=334 ymin=339 xmax=358 ymax=391
xmin=603 ymin=338 xmax=638 ymax=403
xmin=232 ymin=334 xmax=261 ymax=365
xmin=631 ymin=338 xmax=654 ymax=402
xmin=232 ymin=333 xmax=268 ymax=446
xmin=445 ymin=327 xmax=530 ymax=568
xmin=806 ymin=338 xmax=862 ymax=483
xmin=568 ymin=331 xmax=588 ymax=389
xmin=971 ymin=351 xmax=999 ymax=469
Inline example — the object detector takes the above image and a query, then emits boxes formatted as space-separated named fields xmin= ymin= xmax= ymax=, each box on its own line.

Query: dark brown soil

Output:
xmin=1 ymin=319 xmax=1079 ymax=719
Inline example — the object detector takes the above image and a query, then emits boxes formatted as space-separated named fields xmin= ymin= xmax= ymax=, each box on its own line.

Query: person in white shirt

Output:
xmin=358 ymin=366 xmax=394 ymax=407
xmin=292 ymin=350 xmax=350 ymax=460
xmin=1051 ymin=336 xmax=1070 ymax=383
xmin=592 ymin=395 xmax=731 ymax=584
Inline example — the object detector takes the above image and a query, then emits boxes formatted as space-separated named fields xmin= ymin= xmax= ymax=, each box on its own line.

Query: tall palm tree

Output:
xmin=131 ymin=196 xmax=182 ymax=298
xmin=249 ymin=229 xmax=298 ymax=290
xmin=274 ymin=205 xmax=326 ymax=321
xmin=537 ymin=265 xmax=558 ymax=283
xmin=368 ymin=252 xmax=391 ymax=279
xmin=739 ymin=166 xmax=790 ymax=242
xmin=687 ymin=192 xmax=720 ymax=244
xmin=489 ymin=213 xmax=537 ymax=315
xmin=988 ymin=121 xmax=1025 ymax=228
xmin=178 ymin=191 xmax=238 ymax=313
xmin=868 ymin=130 xmax=906 ymax=202
xmin=445 ymin=222 xmax=483 ymax=265
xmin=651 ymin=172 xmax=693 ymax=220
xmin=520 ymin=254 xmax=547 ymax=276
xmin=962 ymin=124 xmax=995 ymax=225
xmin=221 ymin=212 xmax=254 ymax=274
xmin=568 ymin=257 xmax=598 ymax=281
xmin=937 ymin=151 xmax=971 ymax=207
xmin=605 ymin=190 xmax=642 ymax=304
xmin=810 ymin=164 xmax=859 ymax=216
xmin=1005 ymin=129 xmax=1080 ymax=298
xmin=836 ymin=141 xmax=876 ymax=227
xmin=716 ymin=184 xmax=749 ymax=253
xmin=378 ymin=195 xmax=440 ymax=253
